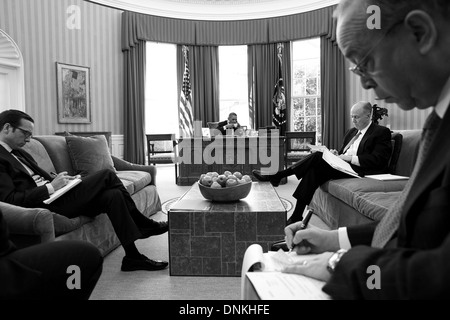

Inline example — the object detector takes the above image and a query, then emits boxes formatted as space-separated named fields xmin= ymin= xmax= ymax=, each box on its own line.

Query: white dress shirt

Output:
xmin=344 ymin=121 xmax=371 ymax=167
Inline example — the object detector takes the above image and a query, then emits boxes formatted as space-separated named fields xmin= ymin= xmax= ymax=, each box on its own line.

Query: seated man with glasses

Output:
xmin=281 ymin=0 xmax=450 ymax=299
xmin=0 ymin=109 xmax=169 ymax=272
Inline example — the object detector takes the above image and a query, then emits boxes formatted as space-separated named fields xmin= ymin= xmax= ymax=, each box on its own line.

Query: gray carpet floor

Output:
xmin=89 ymin=164 xmax=303 ymax=300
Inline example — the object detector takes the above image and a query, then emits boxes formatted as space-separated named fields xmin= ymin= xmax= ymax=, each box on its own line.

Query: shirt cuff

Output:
xmin=338 ymin=227 xmax=352 ymax=250
xmin=46 ymin=183 xmax=55 ymax=195
xmin=351 ymin=156 xmax=360 ymax=166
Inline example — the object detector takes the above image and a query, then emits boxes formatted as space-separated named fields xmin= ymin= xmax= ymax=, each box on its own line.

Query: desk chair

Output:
xmin=284 ymin=131 xmax=316 ymax=169
xmin=146 ymin=133 xmax=178 ymax=183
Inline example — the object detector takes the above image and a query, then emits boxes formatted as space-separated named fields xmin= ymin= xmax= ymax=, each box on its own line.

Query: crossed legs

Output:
xmin=253 ymin=152 xmax=349 ymax=224
xmin=45 ymin=169 xmax=169 ymax=271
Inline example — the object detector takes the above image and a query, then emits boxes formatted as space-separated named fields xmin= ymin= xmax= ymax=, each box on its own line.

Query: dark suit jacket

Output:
xmin=338 ymin=123 xmax=392 ymax=176
xmin=217 ymin=120 xmax=241 ymax=135
xmin=0 ymin=146 xmax=53 ymax=208
xmin=323 ymin=106 xmax=450 ymax=299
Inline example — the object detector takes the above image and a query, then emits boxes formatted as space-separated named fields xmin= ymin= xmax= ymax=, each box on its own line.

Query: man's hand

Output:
xmin=330 ymin=149 xmax=339 ymax=156
xmin=50 ymin=172 xmax=79 ymax=191
xmin=284 ymin=223 xmax=340 ymax=254
xmin=282 ymin=251 xmax=334 ymax=282
xmin=338 ymin=155 xmax=352 ymax=162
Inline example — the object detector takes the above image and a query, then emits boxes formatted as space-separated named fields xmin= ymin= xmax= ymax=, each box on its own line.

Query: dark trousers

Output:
xmin=0 ymin=240 xmax=103 ymax=300
xmin=45 ymin=169 xmax=144 ymax=246
xmin=290 ymin=152 xmax=350 ymax=218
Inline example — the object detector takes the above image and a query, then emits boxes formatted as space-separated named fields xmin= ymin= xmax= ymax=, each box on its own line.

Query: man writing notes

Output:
xmin=0 ymin=110 xmax=168 ymax=272
xmin=283 ymin=0 xmax=450 ymax=299
xmin=253 ymin=101 xmax=392 ymax=225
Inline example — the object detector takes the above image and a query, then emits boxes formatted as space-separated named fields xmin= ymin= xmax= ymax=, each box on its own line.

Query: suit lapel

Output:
xmin=339 ymin=128 xmax=358 ymax=154
xmin=0 ymin=145 xmax=32 ymax=176
xmin=357 ymin=122 xmax=375 ymax=155
xmin=402 ymin=107 xmax=450 ymax=220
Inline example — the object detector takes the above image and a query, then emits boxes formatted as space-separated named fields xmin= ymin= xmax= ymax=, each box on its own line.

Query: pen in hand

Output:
xmin=289 ymin=208 xmax=314 ymax=253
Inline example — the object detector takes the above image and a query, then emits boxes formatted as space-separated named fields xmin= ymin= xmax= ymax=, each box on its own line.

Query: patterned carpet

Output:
xmin=161 ymin=197 xmax=293 ymax=214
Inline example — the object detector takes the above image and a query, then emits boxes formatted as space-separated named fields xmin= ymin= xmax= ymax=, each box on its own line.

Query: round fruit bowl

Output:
xmin=198 ymin=181 xmax=252 ymax=202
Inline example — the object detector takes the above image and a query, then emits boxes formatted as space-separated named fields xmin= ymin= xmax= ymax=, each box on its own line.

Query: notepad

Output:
xmin=43 ymin=177 xmax=82 ymax=204
xmin=321 ymin=149 xmax=361 ymax=178
xmin=241 ymin=244 xmax=330 ymax=300
xmin=366 ymin=174 xmax=409 ymax=181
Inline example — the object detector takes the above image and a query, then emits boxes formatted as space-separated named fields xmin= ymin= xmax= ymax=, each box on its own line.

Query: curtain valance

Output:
xmin=122 ymin=5 xmax=336 ymax=50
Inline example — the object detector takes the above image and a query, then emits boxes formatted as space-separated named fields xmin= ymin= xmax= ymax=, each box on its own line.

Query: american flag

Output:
xmin=272 ymin=43 xmax=287 ymax=136
xmin=179 ymin=45 xmax=194 ymax=137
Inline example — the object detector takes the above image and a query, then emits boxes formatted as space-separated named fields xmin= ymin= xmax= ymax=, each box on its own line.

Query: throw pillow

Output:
xmin=66 ymin=135 xmax=115 ymax=176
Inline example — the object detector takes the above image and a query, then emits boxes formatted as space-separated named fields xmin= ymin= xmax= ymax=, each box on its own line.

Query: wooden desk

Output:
xmin=176 ymin=136 xmax=285 ymax=186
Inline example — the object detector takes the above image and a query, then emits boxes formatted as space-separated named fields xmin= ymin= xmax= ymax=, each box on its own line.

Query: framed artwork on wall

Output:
xmin=56 ymin=62 xmax=91 ymax=124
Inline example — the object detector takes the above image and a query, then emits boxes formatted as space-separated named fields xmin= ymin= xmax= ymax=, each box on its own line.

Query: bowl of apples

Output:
xmin=198 ymin=171 xmax=252 ymax=202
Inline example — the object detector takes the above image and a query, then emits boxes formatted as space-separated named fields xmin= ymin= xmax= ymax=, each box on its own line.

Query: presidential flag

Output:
xmin=272 ymin=43 xmax=287 ymax=136
xmin=179 ymin=45 xmax=194 ymax=137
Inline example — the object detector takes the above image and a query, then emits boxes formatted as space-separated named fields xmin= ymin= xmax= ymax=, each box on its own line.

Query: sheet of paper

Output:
xmin=322 ymin=149 xmax=361 ymax=178
xmin=246 ymin=272 xmax=331 ymax=300
xmin=43 ymin=178 xmax=82 ymax=204
xmin=240 ymin=244 xmax=266 ymax=298
xmin=263 ymin=250 xmax=319 ymax=271
xmin=366 ymin=174 xmax=409 ymax=181
xmin=241 ymin=244 xmax=331 ymax=300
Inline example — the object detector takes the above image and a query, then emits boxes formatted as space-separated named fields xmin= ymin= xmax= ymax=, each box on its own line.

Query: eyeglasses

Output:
xmin=349 ymin=20 xmax=404 ymax=77
xmin=14 ymin=127 xmax=33 ymax=138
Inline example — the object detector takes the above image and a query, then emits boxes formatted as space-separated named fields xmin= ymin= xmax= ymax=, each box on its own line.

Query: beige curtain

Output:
xmin=123 ymin=40 xmax=146 ymax=164
xmin=121 ymin=7 xmax=336 ymax=47
xmin=320 ymin=18 xmax=347 ymax=149
xmin=247 ymin=42 xmax=291 ymax=130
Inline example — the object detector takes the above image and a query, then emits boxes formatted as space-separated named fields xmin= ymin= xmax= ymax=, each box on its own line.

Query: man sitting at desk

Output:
xmin=253 ymin=101 xmax=392 ymax=225
xmin=218 ymin=112 xmax=241 ymax=135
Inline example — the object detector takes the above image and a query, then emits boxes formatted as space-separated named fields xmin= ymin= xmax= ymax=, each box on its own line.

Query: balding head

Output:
xmin=334 ymin=0 xmax=450 ymax=110
xmin=351 ymin=101 xmax=372 ymax=130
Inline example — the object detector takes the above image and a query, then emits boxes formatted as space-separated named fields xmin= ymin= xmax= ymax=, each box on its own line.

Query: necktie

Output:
xmin=11 ymin=149 xmax=36 ymax=171
xmin=11 ymin=149 xmax=45 ymax=175
xmin=343 ymin=131 xmax=361 ymax=154
xmin=371 ymin=111 xmax=441 ymax=248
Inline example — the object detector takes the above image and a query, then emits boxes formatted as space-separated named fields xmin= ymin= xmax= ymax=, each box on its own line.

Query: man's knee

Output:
xmin=87 ymin=168 xmax=121 ymax=186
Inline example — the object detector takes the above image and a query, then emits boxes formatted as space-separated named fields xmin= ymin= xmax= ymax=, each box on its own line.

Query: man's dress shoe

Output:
xmin=121 ymin=254 xmax=169 ymax=271
xmin=139 ymin=221 xmax=168 ymax=239
xmin=252 ymin=170 xmax=281 ymax=187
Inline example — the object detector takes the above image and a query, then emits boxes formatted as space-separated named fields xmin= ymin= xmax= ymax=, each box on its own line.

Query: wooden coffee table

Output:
xmin=168 ymin=181 xmax=286 ymax=276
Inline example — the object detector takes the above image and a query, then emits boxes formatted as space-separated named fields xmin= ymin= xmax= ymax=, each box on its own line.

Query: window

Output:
xmin=145 ymin=42 xmax=179 ymax=136
xmin=291 ymin=38 xmax=321 ymax=144
xmin=218 ymin=46 xmax=249 ymax=128
xmin=144 ymin=41 xmax=321 ymax=141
